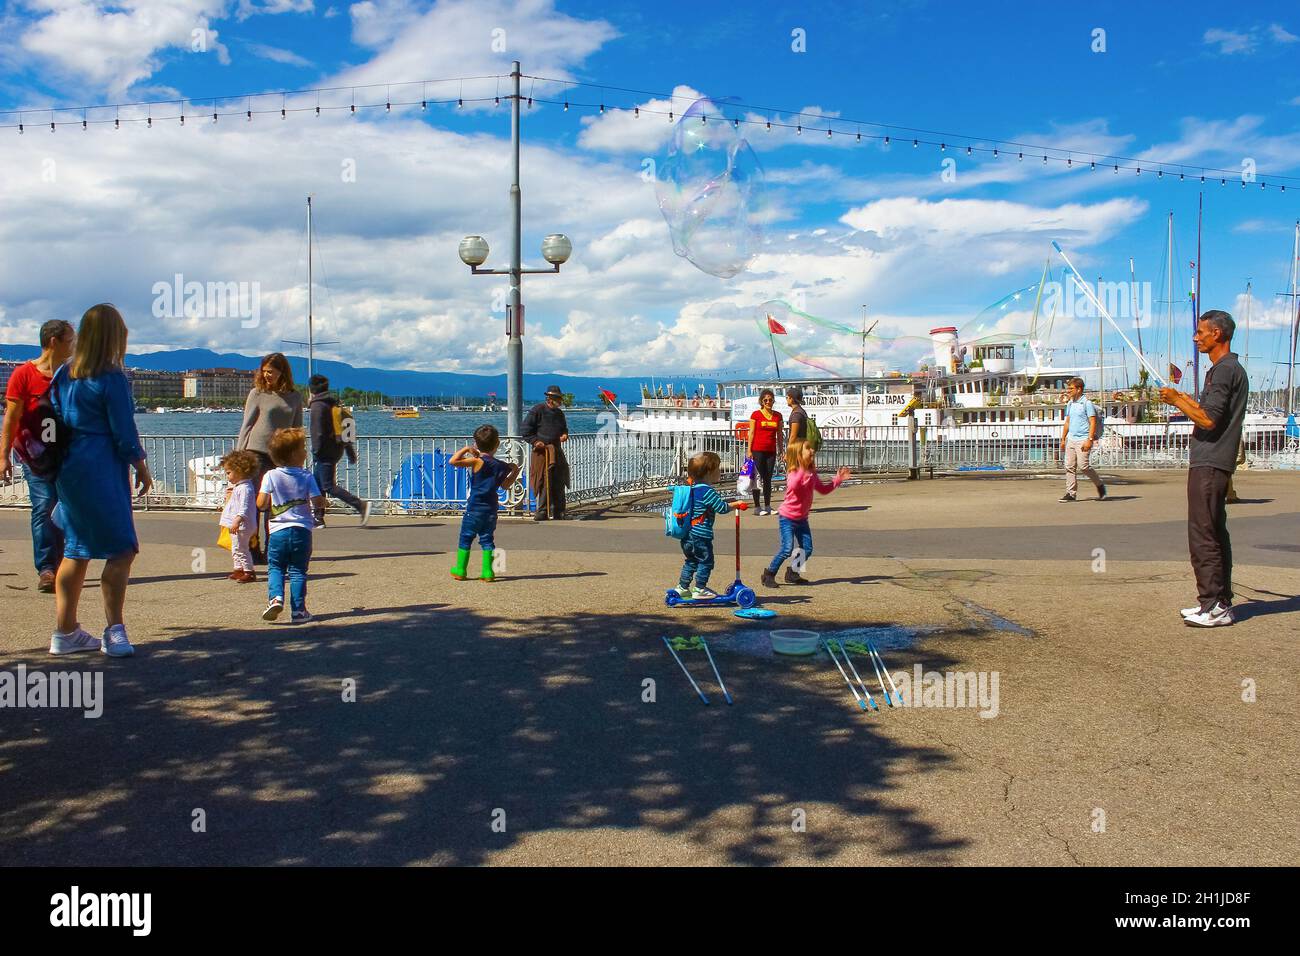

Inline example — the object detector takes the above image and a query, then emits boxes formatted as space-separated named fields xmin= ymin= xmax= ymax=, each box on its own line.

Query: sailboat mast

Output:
xmin=1130 ymin=257 xmax=1143 ymax=374
xmin=1167 ymin=213 xmax=1174 ymax=389
xmin=307 ymin=195 xmax=314 ymax=380
xmin=1193 ymin=192 xmax=1203 ymax=401
xmin=1097 ymin=274 xmax=1104 ymax=401
xmin=1288 ymin=220 xmax=1299 ymax=416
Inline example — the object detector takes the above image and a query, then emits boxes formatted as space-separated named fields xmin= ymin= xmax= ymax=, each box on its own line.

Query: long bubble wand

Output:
xmin=1052 ymin=240 xmax=1169 ymax=389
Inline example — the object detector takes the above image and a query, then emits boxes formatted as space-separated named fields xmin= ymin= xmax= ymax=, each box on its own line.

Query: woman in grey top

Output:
xmin=237 ymin=353 xmax=303 ymax=556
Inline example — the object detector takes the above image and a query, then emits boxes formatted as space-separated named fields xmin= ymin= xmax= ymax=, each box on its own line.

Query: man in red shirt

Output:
xmin=0 ymin=320 xmax=76 ymax=592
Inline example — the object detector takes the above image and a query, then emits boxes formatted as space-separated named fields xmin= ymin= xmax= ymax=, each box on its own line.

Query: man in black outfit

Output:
xmin=1159 ymin=310 xmax=1249 ymax=628
xmin=521 ymin=384 xmax=569 ymax=520
xmin=308 ymin=374 xmax=370 ymax=526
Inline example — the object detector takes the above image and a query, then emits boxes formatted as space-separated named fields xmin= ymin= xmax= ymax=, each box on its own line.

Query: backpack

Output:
xmin=331 ymin=404 xmax=355 ymax=441
xmin=14 ymin=369 xmax=71 ymax=479
xmin=665 ymin=484 xmax=709 ymax=539
xmin=803 ymin=414 xmax=823 ymax=452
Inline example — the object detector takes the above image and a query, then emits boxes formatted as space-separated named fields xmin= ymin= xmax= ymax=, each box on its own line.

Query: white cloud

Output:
xmin=333 ymin=0 xmax=617 ymax=100
xmin=1268 ymin=23 xmax=1298 ymax=43
xmin=17 ymin=1 xmax=230 ymax=95
xmin=1232 ymin=290 xmax=1298 ymax=331
xmin=1204 ymin=27 xmax=1255 ymax=55
xmin=246 ymin=41 xmax=312 ymax=66
xmin=577 ymin=85 xmax=703 ymax=153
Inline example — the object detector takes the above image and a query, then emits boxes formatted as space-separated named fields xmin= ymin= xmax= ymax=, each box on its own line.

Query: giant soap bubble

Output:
xmin=754 ymin=300 xmax=932 ymax=378
xmin=655 ymin=97 xmax=765 ymax=278
xmin=754 ymin=276 xmax=1061 ymax=379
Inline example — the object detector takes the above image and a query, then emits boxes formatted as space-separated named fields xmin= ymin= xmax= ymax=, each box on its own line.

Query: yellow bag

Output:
xmin=217 ymin=526 xmax=233 ymax=551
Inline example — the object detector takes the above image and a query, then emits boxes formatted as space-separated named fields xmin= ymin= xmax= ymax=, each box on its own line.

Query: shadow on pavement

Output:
xmin=0 ymin=603 xmax=976 ymax=866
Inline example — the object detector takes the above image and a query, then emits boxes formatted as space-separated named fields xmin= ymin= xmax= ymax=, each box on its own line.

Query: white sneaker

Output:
xmin=1180 ymin=605 xmax=1202 ymax=619
xmin=360 ymin=502 xmax=372 ymax=527
xmin=262 ymin=597 xmax=284 ymax=621
xmin=1184 ymin=603 xmax=1234 ymax=628
xmin=690 ymin=585 xmax=718 ymax=600
xmin=50 ymin=626 xmax=101 ymax=655
xmin=101 ymin=624 xmax=135 ymax=657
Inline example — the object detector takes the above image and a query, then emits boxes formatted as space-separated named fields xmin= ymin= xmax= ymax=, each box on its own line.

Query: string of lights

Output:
xmin=0 ymin=73 xmax=511 ymax=130
xmin=526 ymin=73 xmax=1300 ymax=193
xmin=2 ymin=68 xmax=1296 ymax=195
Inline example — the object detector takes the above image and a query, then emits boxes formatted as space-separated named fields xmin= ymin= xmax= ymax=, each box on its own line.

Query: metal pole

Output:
xmin=307 ymin=195 xmax=314 ymax=379
xmin=507 ymin=60 xmax=524 ymax=437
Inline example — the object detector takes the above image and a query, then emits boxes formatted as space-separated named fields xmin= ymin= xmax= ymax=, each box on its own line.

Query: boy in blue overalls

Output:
xmin=449 ymin=425 xmax=521 ymax=582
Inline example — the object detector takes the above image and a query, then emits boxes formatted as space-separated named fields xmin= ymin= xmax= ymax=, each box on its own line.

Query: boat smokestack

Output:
xmin=929 ymin=327 xmax=960 ymax=374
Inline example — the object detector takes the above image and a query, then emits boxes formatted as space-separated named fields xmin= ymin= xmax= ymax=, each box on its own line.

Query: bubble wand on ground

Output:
xmin=663 ymin=636 xmax=710 ymax=705
xmin=847 ymin=640 xmax=895 ymax=708
xmin=1052 ymin=240 xmax=1169 ymax=388
xmin=834 ymin=640 xmax=878 ymax=710
xmin=867 ymin=638 xmax=905 ymax=706
xmin=823 ymin=639 xmax=869 ymax=711
xmin=698 ymin=637 xmax=732 ymax=705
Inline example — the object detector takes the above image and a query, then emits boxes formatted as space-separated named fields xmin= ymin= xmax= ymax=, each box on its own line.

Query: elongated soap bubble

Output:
xmin=655 ymin=97 xmax=765 ymax=278
xmin=755 ymin=300 xmax=932 ymax=378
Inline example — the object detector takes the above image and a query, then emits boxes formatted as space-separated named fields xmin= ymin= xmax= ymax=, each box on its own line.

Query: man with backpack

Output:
xmin=0 ymin=319 xmax=76 ymax=592
xmin=1059 ymin=376 xmax=1107 ymax=502
xmin=307 ymin=374 xmax=370 ymax=526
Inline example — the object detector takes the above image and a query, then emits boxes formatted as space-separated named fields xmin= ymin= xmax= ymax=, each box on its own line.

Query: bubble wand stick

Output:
xmin=1052 ymin=240 xmax=1169 ymax=389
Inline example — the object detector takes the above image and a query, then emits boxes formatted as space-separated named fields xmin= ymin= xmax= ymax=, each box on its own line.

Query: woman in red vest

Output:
xmin=746 ymin=389 xmax=783 ymax=515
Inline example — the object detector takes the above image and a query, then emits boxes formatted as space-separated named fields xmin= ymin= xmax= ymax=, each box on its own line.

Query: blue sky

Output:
xmin=0 ymin=0 xmax=1297 ymax=388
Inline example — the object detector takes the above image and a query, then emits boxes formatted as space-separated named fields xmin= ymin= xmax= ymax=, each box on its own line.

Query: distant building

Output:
xmin=0 ymin=360 xmax=22 ymax=398
xmin=183 ymin=368 xmax=255 ymax=404
xmin=127 ymin=368 xmax=185 ymax=403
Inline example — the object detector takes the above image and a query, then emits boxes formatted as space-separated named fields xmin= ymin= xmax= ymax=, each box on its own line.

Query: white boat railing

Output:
xmin=2 ymin=425 xmax=1296 ymax=513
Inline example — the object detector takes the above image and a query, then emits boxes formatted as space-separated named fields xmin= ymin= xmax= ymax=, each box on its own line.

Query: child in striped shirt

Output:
xmin=673 ymin=451 xmax=731 ymax=600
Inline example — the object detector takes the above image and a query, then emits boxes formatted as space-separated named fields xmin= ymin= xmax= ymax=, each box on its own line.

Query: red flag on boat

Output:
xmin=766 ymin=314 xmax=787 ymax=335
xmin=1169 ymin=363 xmax=1183 ymax=385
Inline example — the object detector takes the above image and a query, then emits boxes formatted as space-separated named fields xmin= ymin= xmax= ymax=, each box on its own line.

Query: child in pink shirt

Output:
xmin=762 ymin=440 xmax=849 ymax=587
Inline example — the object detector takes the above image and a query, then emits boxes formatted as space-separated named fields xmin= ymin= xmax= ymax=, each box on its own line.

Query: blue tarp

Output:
xmin=387 ymin=451 xmax=528 ymax=511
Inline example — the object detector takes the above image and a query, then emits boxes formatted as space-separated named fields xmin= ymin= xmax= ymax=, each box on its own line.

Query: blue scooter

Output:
xmin=665 ymin=503 xmax=758 ymax=609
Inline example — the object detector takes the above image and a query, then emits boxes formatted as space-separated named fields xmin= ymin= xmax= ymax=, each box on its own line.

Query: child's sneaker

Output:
xmin=690 ymin=585 xmax=718 ymax=601
xmin=101 ymin=624 xmax=135 ymax=658
xmin=291 ymin=610 xmax=313 ymax=624
xmin=50 ymin=626 xmax=100 ymax=655
xmin=672 ymin=584 xmax=691 ymax=599
xmin=360 ymin=502 xmax=373 ymax=527
xmin=262 ymin=597 xmax=284 ymax=621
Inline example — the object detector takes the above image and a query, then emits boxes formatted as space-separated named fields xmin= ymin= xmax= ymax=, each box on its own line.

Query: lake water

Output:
xmin=135 ymin=409 xmax=608 ymax=437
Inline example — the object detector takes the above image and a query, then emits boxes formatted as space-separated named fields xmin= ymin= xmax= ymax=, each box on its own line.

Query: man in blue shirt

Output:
xmin=1058 ymin=376 xmax=1107 ymax=502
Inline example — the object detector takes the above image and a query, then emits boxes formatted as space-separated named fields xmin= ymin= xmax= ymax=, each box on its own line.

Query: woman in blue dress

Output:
xmin=49 ymin=304 xmax=153 ymax=658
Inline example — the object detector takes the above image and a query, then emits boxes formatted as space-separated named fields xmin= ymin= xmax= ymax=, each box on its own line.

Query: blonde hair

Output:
xmin=255 ymin=352 xmax=295 ymax=393
xmin=785 ymin=439 xmax=810 ymax=472
xmin=219 ymin=449 xmax=261 ymax=481
xmin=267 ymin=427 xmax=307 ymax=466
xmin=69 ymin=304 xmax=128 ymax=379
xmin=686 ymin=451 xmax=721 ymax=483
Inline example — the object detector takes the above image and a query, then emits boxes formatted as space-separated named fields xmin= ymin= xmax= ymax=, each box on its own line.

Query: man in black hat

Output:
xmin=521 ymin=385 xmax=569 ymax=520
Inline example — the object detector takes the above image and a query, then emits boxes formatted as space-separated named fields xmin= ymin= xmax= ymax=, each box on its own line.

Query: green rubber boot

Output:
xmin=481 ymin=549 xmax=496 ymax=582
xmin=451 ymin=548 xmax=470 ymax=580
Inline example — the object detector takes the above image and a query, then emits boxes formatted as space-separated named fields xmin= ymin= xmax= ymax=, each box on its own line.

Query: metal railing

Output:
xmin=3 ymin=424 xmax=1296 ymax=513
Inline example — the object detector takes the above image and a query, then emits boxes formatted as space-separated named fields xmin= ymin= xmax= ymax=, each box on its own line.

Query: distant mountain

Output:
xmin=0 ymin=345 xmax=715 ymax=403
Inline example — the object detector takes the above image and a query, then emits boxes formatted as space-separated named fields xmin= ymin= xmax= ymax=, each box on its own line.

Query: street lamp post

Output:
xmin=459 ymin=60 xmax=572 ymax=437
